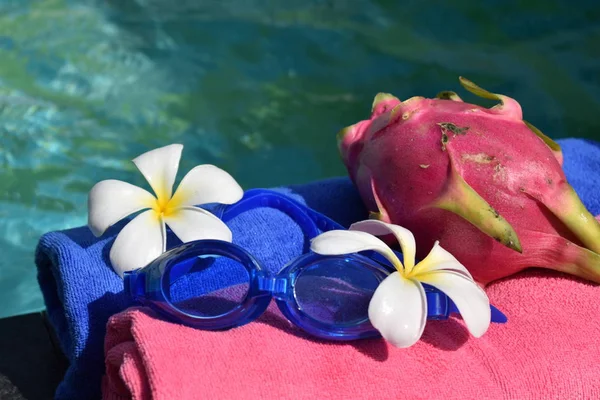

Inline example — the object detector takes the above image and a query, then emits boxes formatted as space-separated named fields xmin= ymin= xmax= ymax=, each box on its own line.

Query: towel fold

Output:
xmin=102 ymin=269 xmax=600 ymax=400
xmin=36 ymin=138 xmax=600 ymax=399
xmin=35 ymin=177 xmax=367 ymax=399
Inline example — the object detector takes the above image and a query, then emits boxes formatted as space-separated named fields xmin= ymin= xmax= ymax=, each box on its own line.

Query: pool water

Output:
xmin=1 ymin=0 xmax=599 ymax=318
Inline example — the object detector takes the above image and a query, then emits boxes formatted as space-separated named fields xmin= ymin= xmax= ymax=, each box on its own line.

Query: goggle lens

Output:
xmin=293 ymin=257 xmax=385 ymax=326
xmin=164 ymin=254 xmax=250 ymax=318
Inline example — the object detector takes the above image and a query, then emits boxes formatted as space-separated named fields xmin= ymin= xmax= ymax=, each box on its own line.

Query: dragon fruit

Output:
xmin=338 ymin=77 xmax=600 ymax=285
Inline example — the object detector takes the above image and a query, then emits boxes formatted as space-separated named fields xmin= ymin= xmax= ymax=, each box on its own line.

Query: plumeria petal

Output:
xmin=417 ymin=270 xmax=491 ymax=337
xmin=310 ymin=230 xmax=403 ymax=271
xmin=163 ymin=206 xmax=233 ymax=243
xmin=350 ymin=220 xmax=417 ymax=274
xmin=109 ymin=210 xmax=166 ymax=277
xmin=411 ymin=241 xmax=473 ymax=279
xmin=132 ymin=144 xmax=183 ymax=202
xmin=88 ymin=179 xmax=156 ymax=237
xmin=368 ymin=271 xmax=427 ymax=348
xmin=169 ymin=164 xmax=243 ymax=208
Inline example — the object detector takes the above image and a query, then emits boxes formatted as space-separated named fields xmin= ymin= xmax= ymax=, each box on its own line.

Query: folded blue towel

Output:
xmin=35 ymin=139 xmax=600 ymax=399
xmin=35 ymin=176 xmax=368 ymax=399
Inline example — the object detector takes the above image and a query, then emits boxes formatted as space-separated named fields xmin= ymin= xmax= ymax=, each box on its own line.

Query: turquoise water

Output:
xmin=1 ymin=0 xmax=599 ymax=318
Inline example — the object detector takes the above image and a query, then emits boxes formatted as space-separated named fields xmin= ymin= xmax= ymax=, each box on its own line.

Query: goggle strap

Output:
xmin=198 ymin=189 xmax=509 ymax=324
xmin=220 ymin=189 xmax=345 ymax=239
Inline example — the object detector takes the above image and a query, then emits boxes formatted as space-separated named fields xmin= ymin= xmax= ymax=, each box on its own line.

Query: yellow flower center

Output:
xmin=403 ymin=267 xmax=415 ymax=279
xmin=152 ymin=192 xmax=182 ymax=218
xmin=393 ymin=258 xmax=419 ymax=279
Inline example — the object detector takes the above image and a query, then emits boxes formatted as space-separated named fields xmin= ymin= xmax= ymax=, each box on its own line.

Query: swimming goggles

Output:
xmin=124 ymin=189 xmax=507 ymax=341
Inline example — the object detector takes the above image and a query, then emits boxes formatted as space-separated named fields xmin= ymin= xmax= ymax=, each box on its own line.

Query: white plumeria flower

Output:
xmin=310 ymin=219 xmax=491 ymax=348
xmin=88 ymin=144 xmax=243 ymax=277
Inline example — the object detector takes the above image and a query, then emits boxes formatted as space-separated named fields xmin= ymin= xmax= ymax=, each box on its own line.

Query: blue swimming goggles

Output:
xmin=124 ymin=189 xmax=507 ymax=341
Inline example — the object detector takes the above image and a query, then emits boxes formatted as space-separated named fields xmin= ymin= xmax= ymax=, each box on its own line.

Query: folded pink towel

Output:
xmin=102 ymin=269 xmax=600 ymax=400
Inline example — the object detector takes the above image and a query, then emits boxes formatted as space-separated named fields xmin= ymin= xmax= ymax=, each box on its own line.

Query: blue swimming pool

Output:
xmin=1 ymin=0 xmax=599 ymax=318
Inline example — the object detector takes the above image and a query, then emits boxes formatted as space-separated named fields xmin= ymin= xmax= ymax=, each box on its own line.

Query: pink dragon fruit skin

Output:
xmin=338 ymin=77 xmax=600 ymax=286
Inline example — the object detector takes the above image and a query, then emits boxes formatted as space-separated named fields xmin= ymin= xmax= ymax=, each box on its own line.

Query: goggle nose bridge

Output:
xmin=256 ymin=272 xmax=289 ymax=301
